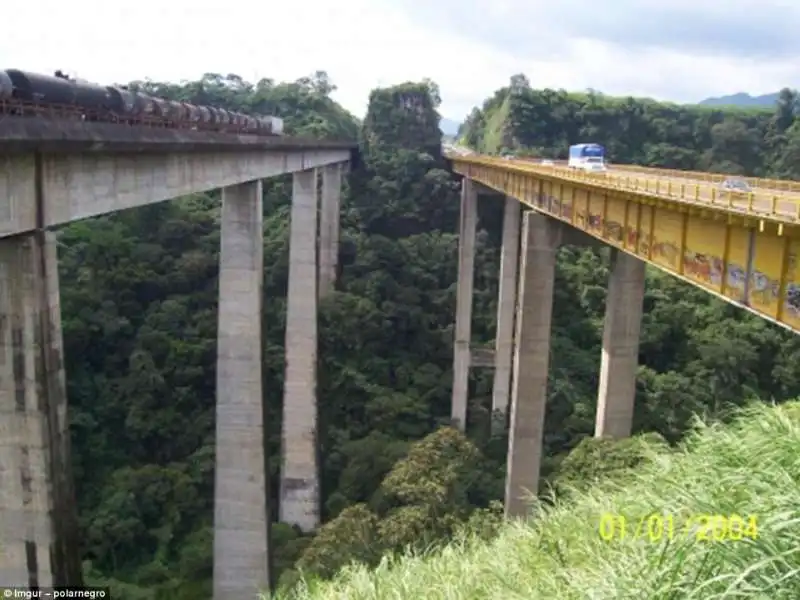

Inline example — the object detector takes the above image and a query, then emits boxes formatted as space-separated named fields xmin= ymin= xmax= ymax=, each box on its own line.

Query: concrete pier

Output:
xmin=491 ymin=197 xmax=520 ymax=432
xmin=451 ymin=178 xmax=477 ymax=431
xmin=213 ymin=180 xmax=269 ymax=599
xmin=318 ymin=164 xmax=341 ymax=298
xmin=0 ymin=231 xmax=81 ymax=587
xmin=595 ymin=250 xmax=646 ymax=438
xmin=280 ymin=169 xmax=320 ymax=531
xmin=504 ymin=212 xmax=560 ymax=519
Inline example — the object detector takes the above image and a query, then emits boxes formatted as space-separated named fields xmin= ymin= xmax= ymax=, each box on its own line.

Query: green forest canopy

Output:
xmin=278 ymin=402 xmax=800 ymax=599
xmin=57 ymin=71 xmax=800 ymax=598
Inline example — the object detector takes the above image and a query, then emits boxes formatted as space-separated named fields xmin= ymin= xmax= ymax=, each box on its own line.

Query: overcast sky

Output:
xmin=4 ymin=0 xmax=799 ymax=121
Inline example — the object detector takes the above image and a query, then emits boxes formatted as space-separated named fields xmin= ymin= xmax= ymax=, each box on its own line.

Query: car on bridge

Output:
xmin=540 ymin=159 xmax=555 ymax=166
xmin=718 ymin=177 xmax=753 ymax=199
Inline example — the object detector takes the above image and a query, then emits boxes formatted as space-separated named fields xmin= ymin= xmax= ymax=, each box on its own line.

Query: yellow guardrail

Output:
xmin=449 ymin=154 xmax=800 ymax=223
xmin=609 ymin=164 xmax=800 ymax=194
xmin=464 ymin=152 xmax=800 ymax=194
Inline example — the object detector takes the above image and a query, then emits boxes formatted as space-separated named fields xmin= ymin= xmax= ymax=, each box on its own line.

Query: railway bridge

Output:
xmin=0 ymin=114 xmax=356 ymax=599
xmin=445 ymin=153 xmax=800 ymax=517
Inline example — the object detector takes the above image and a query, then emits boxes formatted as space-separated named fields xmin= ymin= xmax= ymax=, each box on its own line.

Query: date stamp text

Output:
xmin=598 ymin=512 xmax=758 ymax=543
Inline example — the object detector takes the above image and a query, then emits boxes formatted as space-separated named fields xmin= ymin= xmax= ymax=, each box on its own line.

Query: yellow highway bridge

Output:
xmin=445 ymin=153 xmax=800 ymax=334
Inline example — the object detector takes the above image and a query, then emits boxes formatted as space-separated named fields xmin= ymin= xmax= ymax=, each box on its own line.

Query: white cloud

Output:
xmin=3 ymin=0 xmax=799 ymax=125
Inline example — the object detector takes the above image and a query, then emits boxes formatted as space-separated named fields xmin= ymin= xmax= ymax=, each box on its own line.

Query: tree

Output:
xmin=509 ymin=73 xmax=530 ymax=95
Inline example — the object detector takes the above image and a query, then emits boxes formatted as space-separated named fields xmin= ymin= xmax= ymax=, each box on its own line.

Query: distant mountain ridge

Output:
xmin=699 ymin=92 xmax=780 ymax=107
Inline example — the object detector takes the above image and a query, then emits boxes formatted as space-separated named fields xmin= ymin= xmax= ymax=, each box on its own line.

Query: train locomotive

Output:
xmin=0 ymin=68 xmax=284 ymax=136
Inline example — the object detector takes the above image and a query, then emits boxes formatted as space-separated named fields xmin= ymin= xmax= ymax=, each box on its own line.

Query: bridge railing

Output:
xmin=608 ymin=164 xmax=800 ymax=194
xmin=447 ymin=150 xmax=800 ymax=194
xmin=452 ymin=155 xmax=800 ymax=222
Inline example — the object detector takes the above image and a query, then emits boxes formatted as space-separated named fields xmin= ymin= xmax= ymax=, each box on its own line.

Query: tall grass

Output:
xmin=273 ymin=402 xmax=800 ymax=599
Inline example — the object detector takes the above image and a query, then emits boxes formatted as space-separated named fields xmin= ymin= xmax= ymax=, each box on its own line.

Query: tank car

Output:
xmin=204 ymin=106 xmax=219 ymax=126
xmin=132 ymin=92 xmax=157 ymax=120
xmin=107 ymin=86 xmax=151 ymax=123
xmin=216 ymin=108 xmax=233 ymax=130
xmin=159 ymin=99 xmax=183 ymax=125
xmin=0 ymin=68 xmax=287 ymax=136
xmin=150 ymin=97 xmax=170 ymax=122
xmin=72 ymin=79 xmax=122 ymax=119
xmin=0 ymin=71 xmax=13 ymax=101
xmin=260 ymin=116 xmax=283 ymax=136
xmin=241 ymin=114 xmax=256 ymax=134
xmin=5 ymin=69 xmax=79 ymax=105
xmin=196 ymin=105 xmax=212 ymax=126
xmin=182 ymin=102 xmax=201 ymax=124
xmin=6 ymin=70 xmax=122 ymax=120
xmin=226 ymin=110 xmax=240 ymax=131
xmin=231 ymin=112 xmax=245 ymax=131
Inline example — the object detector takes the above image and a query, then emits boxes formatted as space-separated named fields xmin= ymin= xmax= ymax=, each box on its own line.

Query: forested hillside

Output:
xmin=458 ymin=74 xmax=800 ymax=179
xmin=59 ymin=71 xmax=800 ymax=599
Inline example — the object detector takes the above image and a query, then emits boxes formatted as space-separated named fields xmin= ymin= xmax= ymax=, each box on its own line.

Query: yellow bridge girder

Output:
xmin=449 ymin=155 xmax=800 ymax=334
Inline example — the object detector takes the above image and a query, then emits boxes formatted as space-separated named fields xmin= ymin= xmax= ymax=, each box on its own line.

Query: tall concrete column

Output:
xmin=491 ymin=197 xmax=520 ymax=433
xmin=213 ymin=180 xmax=269 ymax=599
xmin=451 ymin=178 xmax=477 ymax=431
xmin=505 ymin=212 xmax=560 ymax=519
xmin=318 ymin=164 xmax=341 ymax=299
xmin=280 ymin=169 xmax=320 ymax=531
xmin=595 ymin=250 xmax=646 ymax=439
xmin=0 ymin=231 xmax=81 ymax=587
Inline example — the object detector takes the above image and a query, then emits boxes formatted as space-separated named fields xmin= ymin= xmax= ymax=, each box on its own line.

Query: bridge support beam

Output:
xmin=491 ymin=197 xmax=520 ymax=433
xmin=318 ymin=164 xmax=341 ymax=298
xmin=213 ymin=180 xmax=269 ymax=599
xmin=280 ymin=169 xmax=320 ymax=531
xmin=505 ymin=212 xmax=560 ymax=519
xmin=451 ymin=178 xmax=478 ymax=431
xmin=0 ymin=231 xmax=81 ymax=587
xmin=595 ymin=250 xmax=645 ymax=439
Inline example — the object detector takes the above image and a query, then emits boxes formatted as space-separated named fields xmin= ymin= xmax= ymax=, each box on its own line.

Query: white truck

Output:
xmin=568 ymin=143 xmax=607 ymax=172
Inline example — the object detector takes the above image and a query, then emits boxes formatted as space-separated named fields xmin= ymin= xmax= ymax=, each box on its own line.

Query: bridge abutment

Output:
xmin=280 ymin=169 xmax=321 ymax=531
xmin=213 ymin=180 xmax=270 ymax=599
xmin=595 ymin=249 xmax=645 ymax=438
xmin=0 ymin=231 xmax=81 ymax=587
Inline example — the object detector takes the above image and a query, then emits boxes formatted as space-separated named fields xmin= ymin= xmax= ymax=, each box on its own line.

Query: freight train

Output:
xmin=0 ymin=68 xmax=284 ymax=136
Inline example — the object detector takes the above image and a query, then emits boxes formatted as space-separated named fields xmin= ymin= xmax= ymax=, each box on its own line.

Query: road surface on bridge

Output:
xmin=610 ymin=164 xmax=800 ymax=195
xmin=505 ymin=159 xmax=800 ymax=223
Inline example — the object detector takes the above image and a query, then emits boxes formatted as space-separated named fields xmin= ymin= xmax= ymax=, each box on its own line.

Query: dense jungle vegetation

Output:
xmin=60 ymin=72 xmax=800 ymax=598
xmin=282 ymin=403 xmax=800 ymax=599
